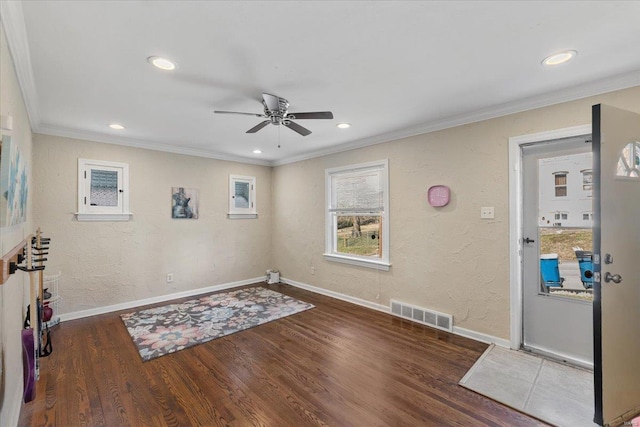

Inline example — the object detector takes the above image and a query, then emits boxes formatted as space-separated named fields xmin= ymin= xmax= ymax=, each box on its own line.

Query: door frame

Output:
xmin=508 ymin=124 xmax=592 ymax=357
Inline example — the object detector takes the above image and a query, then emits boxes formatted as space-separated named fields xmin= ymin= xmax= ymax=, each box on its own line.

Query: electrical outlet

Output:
xmin=310 ymin=266 xmax=316 ymax=275
xmin=480 ymin=206 xmax=495 ymax=219
xmin=166 ymin=273 xmax=174 ymax=283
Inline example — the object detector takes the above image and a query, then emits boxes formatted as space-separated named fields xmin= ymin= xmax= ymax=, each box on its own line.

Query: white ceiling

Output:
xmin=3 ymin=1 xmax=640 ymax=165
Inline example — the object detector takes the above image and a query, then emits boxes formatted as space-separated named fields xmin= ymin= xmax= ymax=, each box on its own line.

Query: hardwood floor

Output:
xmin=19 ymin=284 xmax=546 ymax=426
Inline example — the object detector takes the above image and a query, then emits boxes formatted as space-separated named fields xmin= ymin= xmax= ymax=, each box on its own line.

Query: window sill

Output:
xmin=227 ymin=213 xmax=258 ymax=219
xmin=75 ymin=212 xmax=132 ymax=222
xmin=323 ymin=253 xmax=391 ymax=271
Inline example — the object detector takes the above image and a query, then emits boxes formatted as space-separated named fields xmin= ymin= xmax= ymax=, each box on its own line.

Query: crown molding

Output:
xmin=0 ymin=1 xmax=40 ymax=128
xmin=35 ymin=123 xmax=272 ymax=166
xmin=4 ymin=1 xmax=639 ymax=168
xmin=272 ymin=70 xmax=640 ymax=166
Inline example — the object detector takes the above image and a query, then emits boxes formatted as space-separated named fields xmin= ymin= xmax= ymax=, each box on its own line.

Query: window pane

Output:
xmin=616 ymin=141 xmax=640 ymax=178
xmin=333 ymin=170 xmax=382 ymax=211
xmin=336 ymin=215 xmax=381 ymax=257
xmin=555 ymin=174 xmax=567 ymax=185
xmin=555 ymin=186 xmax=567 ymax=197
xmin=90 ymin=169 xmax=118 ymax=206
xmin=234 ymin=181 xmax=250 ymax=209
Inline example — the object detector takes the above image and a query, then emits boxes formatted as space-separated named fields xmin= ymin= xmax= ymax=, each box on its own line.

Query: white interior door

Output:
xmin=522 ymin=136 xmax=594 ymax=366
xmin=593 ymin=104 xmax=640 ymax=426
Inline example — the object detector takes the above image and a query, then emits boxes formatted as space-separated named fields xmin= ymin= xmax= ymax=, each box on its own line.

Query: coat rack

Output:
xmin=0 ymin=234 xmax=33 ymax=285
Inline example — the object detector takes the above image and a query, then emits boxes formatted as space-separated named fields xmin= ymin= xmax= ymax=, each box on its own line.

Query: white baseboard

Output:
xmin=281 ymin=276 xmax=510 ymax=348
xmin=59 ymin=276 xmax=266 ymax=322
xmin=280 ymin=277 xmax=389 ymax=314
xmin=59 ymin=274 xmax=511 ymax=350
xmin=453 ymin=326 xmax=512 ymax=349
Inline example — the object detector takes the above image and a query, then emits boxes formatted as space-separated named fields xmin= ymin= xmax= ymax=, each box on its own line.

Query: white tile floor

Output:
xmin=460 ymin=345 xmax=597 ymax=427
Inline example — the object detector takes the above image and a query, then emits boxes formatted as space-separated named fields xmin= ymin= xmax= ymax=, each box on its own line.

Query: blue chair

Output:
xmin=540 ymin=254 xmax=565 ymax=292
xmin=575 ymin=250 xmax=594 ymax=289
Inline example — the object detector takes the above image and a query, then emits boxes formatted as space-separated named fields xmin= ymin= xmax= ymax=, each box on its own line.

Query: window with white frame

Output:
xmin=228 ymin=175 xmax=257 ymax=219
xmin=553 ymin=171 xmax=568 ymax=197
xmin=77 ymin=159 xmax=131 ymax=221
xmin=325 ymin=160 xmax=390 ymax=270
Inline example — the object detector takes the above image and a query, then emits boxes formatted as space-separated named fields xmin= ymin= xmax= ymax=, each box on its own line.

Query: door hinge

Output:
xmin=84 ymin=170 xmax=86 ymax=179
xmin=84 ymin=196 xmax=86 ymax=205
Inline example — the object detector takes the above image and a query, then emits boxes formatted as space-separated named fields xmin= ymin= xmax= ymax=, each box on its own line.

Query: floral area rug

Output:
xmin=121 ymin=286 xmax=314 ymax=361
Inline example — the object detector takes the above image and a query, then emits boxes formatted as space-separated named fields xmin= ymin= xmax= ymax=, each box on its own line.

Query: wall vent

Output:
xmin=390 ymin=299 xmax=453 ymax=332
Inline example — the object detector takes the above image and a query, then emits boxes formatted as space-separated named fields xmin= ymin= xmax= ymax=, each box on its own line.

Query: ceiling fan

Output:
xmin=214 ymin=93 xmax=333 ymax=136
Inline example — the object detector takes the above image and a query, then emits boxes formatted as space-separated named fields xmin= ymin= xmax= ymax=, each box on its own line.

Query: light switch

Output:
xmin=481 ymin=206 xmax=495 ymax=219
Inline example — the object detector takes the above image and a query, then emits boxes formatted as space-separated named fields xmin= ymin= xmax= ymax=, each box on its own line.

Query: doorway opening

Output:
xmin=508 ymin=124 xmax=593 ymax=368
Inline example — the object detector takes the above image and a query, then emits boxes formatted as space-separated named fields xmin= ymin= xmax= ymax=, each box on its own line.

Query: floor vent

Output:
xmin=390 ymin=299 xmax=453 ymax=332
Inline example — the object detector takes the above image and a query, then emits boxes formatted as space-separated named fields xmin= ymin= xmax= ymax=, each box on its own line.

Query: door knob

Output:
xmin=604 ymin=272 xmax=623 ymax=284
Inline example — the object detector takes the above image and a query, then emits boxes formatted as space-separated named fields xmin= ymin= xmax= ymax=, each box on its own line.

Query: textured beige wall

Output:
xmin=272 ymin=85 xmax=640 ymax=340
xmin=32 ymin=134 xmax=272 ymax=314
xmin=0 ymin=22 xmax=35 ymax=427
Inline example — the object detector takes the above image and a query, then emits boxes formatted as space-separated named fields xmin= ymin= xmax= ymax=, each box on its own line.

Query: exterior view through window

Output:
xmin=325 ymin=160 xmax=390 ymax=270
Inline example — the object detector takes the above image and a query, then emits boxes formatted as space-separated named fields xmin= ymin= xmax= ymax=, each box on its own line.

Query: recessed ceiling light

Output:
xmin=542 ymin=50 xmax=577 ymax=66
xmin=252 ymin=149 xmax=262 ymax=154
xmin=108 ymin=123 xmax=125 ymax=130
xmin=337 ymin=123 xmax=351 ymax=129
xmin=147 ymin=56 xmax=176 ymax=71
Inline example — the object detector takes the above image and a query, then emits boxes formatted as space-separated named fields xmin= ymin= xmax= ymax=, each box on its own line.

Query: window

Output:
xmin=561 ymin=213 xmax=568 ymax=220
xmin=581 ymin=169 xmax=593 ymax=191
xmin=228 ymin=175 xmax=257 ymax=219
xmin=616 ymin=141 xmax=640 ymax=178
xmin=325 ymin=160 xmax=390 ymax=270
xmin=583 ymin=213 xmax=590 ymax=221
xmin=553 ymin=172 xmax=568 ymax=197
xmin=77 ymin=159 xmax=131 ymax=221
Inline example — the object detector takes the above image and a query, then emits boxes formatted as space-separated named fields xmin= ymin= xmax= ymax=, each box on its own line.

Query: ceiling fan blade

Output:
xmin=214 ymin=110 xmax=265 ymax=118
xmin=285 ymin=120 xmax=312 ymax=136
xmin=262 ymin=93 xmax=281 ymax=112
xmin=246 ymin=120 xmax=270 ymax=134
xmin=286 ymin=111 xmax=334 ymax=120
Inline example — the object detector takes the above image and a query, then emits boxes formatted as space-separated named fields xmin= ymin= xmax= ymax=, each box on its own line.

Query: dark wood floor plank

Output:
xmin=18 ymin=283 xmax=548 ymax=426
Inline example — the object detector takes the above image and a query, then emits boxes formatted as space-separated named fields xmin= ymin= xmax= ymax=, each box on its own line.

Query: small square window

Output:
xmin=228 ymin=175 xmax=257 ymax=219
xmin=77 ymin=159 xmax=131 ymax=221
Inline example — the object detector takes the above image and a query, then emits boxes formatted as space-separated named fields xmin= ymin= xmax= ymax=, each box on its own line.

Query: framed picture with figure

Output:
xmin=171 ymin=187 xmax=199 ymax=219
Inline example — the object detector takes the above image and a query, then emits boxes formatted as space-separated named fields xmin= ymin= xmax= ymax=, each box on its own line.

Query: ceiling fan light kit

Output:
xmin=215 ymin=93 xmax=334 ymax=136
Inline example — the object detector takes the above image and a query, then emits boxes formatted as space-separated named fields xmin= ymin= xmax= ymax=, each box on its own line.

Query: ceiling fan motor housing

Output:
xmin=263 ymin=96 xmax=289 ymax=124
xmin=214 ymin=93 xmax=332 ymax=136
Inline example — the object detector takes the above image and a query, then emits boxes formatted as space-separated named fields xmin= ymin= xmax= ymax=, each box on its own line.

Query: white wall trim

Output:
xmin=280 ymin=277 xmax=389 ymax=314
xmin=35 ymin=123 xmax=272 ymax=167
xmin=0 ymin=0 xmax=41 ymax=128
xmin=281 ymin=277 xmax=510 ymax=348
xmin=59 ymin=276 xmax=266 ymax=321
xmin=453 ymin=326 xmax=511 ymax=348
xmin=508 ymin=124 xmax=592 ymax=350
xmin=272 ymin=71 xmax=640 ymax=166
xmin=3 ymin=0 xmax=638 ymax=170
